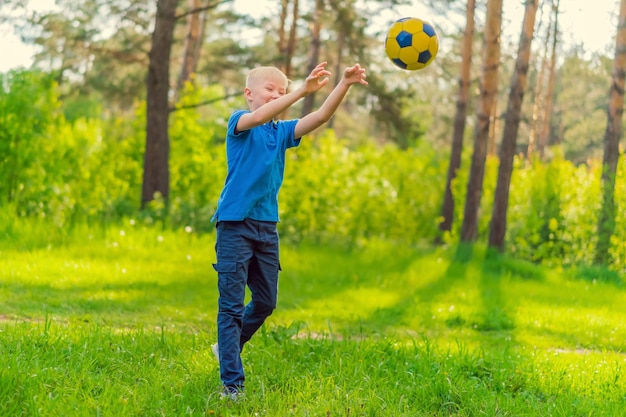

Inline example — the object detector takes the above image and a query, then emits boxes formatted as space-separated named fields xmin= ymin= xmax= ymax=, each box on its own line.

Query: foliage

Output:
xmin=3 ymin=0 xmax=619 ymax=156
xmin=0 ymin=228 xmax=625 ymax=415
xmin=167 ymin=83 xmax=232 ymax=232
xmin=0 ymin=69 xmax=144 ymax=225
xmin=280 ymin=132 xmax=447 ymax=246
xmin=507 ymin=153 xmax=608 ymax=267
xmin=0 ymin=70 xmax=61 ymax=216
xmin=2 ymin=69 xmax=626 ymax=270
xmin=554 ymin=52 xmax=612 ymax=162
xmin=22 ymin=0 xmax=154 ymax=110
xmin=6 ymin=0 xmax=462 ymax=149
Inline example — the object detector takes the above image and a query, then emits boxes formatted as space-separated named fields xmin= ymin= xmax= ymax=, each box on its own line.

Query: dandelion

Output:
xmin=185 ymin=226 xmax=193 ymax=233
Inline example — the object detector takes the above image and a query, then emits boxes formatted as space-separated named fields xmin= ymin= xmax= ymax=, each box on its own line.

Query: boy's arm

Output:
xmin=294 ymin=63 xmax=368 ymax=139
xmin=236 ymin=62 xmax=331 ymax=132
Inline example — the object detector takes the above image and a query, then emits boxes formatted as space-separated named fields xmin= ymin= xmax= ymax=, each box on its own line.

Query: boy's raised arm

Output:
xmin=236 ymin=63 xmax=331 ymax=132
xmin=294 ymin=63 xmax=367 ymax=139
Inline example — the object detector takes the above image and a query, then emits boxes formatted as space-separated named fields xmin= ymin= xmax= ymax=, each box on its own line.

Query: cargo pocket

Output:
xmin=212 ymin=262 xmax=237 ymax=273
xmin=213 ymin=261 xmax=244 ymax=302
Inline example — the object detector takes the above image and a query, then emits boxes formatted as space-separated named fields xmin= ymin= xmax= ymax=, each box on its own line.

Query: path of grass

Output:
xmin=1 ymin=223 xmax=625 ymax=416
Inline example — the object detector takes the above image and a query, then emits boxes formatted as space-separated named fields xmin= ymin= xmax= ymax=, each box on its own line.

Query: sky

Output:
xmin=0 ymin=0 xmax=620 ymax=73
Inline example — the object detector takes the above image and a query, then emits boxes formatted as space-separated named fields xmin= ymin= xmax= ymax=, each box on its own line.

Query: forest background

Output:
xmin=1 ymin=0 xmax=626 ymax=273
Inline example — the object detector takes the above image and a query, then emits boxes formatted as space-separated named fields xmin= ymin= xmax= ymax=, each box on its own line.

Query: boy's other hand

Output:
xmin=343 ymin=63 xmax=368 ymax=86
xmin=302 ymin=61 xmax=331 ymax=94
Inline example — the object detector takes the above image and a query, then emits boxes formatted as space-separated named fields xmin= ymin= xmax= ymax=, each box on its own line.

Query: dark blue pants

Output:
xmin=213 ymin=219 xmax=280 ymax=389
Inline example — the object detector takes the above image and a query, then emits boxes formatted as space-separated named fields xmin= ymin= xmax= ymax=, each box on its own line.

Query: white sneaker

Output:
xmin=211 ymin=343 xmax=219 ymax=362
xmin=220 ymin=386 xmax=244 ymax=401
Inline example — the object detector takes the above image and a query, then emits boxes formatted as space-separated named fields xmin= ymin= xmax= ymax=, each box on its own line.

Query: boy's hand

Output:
xmin=293 ymin=62 xmax=367 ymax=138
xmin=343 ymin=63 xmax=368 ymax=86
xmin=302 ymin=61 xmax=331 ymax=94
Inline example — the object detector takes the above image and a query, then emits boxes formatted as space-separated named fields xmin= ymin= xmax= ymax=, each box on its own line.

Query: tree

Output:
xmin=537 ymin=0 xmax=560 ymax=157
xmin=277 ymin=0 xmax=299 ymax=78
xmin=174 ymin=0 xmax=209 ymax=102
xmin=527 ymin=3 xmax=549 ymax=156
xmin=142 ymin=0 xmax=225 ymax=208
xmin=141 ymin=0 xmax=179 ymax=208
xmin=0 ymin=70 xmax=57 ymax=208
xmin=276 ymin=0 xmax=299 ymax=120
xmin=438 ymin=0 xmax=476 ymax=241
xmin=325 ymin=0 xmax=368 ymax=130
xmin=22 ymin=0 xmax=154 ymax=111
xmin=594 ymin=0 xmax=626 ymax=265
xmin=488 ymin=0 xmax=539 ymax=251
xmin=300 ymin=0 xmax=325 ymax=117
xmin=460 ymin=0 xmax=503 ymax=242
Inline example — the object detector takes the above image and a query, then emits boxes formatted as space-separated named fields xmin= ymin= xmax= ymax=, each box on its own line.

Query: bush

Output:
xmin=3 ymin=71 xmax=626 ymax=270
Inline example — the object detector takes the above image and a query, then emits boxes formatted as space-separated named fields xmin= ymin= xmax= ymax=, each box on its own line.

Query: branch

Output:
xmin=91 ymin=44 xmax=149 ymax=64
xmin=169 ymin=92 xmax=239 ymax=113
xmin=175 ymin=0 xmax=231 ymax=20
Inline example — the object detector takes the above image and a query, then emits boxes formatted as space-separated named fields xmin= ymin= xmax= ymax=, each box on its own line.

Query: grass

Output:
xmin=1 ymin=221 xmax=625 ymax=416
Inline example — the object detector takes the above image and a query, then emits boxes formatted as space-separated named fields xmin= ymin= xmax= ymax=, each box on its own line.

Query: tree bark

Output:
xmin=301 ymin=0 xmax=324 ymax=117
xmin=527 ymin=3 xmax=551 ymax=157
xmin=489 ymin=0 xmax=539 ymax=251
xmin=594 ymin=0 xmax=626 ymax=265
xmin=277 ymin=0 xmax=298 ymax=119
xmin=277 ymin=0 xmax=289 ymax=67
xmin=285 ymin=0 xmax=299 ymax=79
xmin=174 ymin=0 xmax=207 ymax=103
xmin=141 ymin=0 xmax=178 ymax=207
xmin=328 ymin=27 xmax=345 ymax=130
xmin=460 ymin=0 xmax=503 ymax=242
xmin=488 ymin=96 xmax=498 ymax=156
xmin=438 ymin=0 xmax=476 ymax=240
xmin=538 ymin=0 xmax=559 ymax=156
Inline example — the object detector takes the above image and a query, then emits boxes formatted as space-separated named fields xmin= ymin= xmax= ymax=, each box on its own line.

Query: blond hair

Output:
xmin=246 ymin=66 xmax=289 ymax=89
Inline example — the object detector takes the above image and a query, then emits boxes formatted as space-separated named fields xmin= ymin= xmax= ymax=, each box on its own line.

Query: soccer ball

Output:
xmin=385 ymin=17 xmax=439 ymax=71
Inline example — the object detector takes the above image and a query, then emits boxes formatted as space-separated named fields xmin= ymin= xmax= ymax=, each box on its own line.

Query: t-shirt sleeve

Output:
xmin=284 ymin=119 xmax=301 ymax=149
xmin=227 ymin=109 xmax=250 ymax=138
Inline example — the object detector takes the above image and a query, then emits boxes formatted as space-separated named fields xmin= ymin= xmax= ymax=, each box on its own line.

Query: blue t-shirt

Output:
xmin=211 ymin=110 xmax=301 ymax=222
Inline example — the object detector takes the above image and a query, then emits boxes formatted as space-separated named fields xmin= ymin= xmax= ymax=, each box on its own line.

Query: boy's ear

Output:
xmin=244 ymin=87 xmax=252 ymax=100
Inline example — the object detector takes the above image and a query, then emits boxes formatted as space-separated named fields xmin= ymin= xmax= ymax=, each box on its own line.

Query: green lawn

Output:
xmin=1 ymin=222 xmax=625 ymax=416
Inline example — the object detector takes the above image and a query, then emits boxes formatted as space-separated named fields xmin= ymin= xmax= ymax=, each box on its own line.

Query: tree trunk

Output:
xmin=277 ymin=0 xmax=288 ymax=64
xmin=594 ymin=0 xmax=626 ymax=265
xmin=328 ymin=28 xmax=345 ymax=130
xmin=488 ymin=97 xmax=498 ymax=156
xmin=438 ymin=0 xmax=476 ymax=240
xmin=301 ymin=0 xmax=324 ymax=117
xmin=141 ymin=0 xmax=178 ymax=208
xmin=460 ymin=0 xmax=502 ymax=242
xmin=174 ymin=0 xmax=207 ymax=102
xmin=277 ymin=0 xmax=298 ymax=119
xmin=285 ymin=0 xmax=299 ymax=79
xmin=538 ymin=0 xmax=559 ymax=155
xmin=527 ymin=3 xmax=551 ymax=157
xmin=489 ymin=0 xmax=539 ymax=251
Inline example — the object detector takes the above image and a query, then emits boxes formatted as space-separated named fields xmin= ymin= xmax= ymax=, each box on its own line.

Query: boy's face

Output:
xmin=245 ymin=77 xmax=287 ymax=111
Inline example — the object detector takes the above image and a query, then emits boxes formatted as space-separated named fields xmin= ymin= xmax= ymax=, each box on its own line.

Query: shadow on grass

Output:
xmin=0 ymin=273 xmax=218 ymax=327
xmin=565 ymin=264 xmax=625 ymax=287
xmin=337 ymin=243 xmax=474 ymax=337
xmin=473 ymin=247 xmax=516 ymax=333
xmin=421 ymin=242 xmax=473 ymax=299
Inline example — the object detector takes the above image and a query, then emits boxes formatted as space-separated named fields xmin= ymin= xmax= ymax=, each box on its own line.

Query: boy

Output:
xmin=211 ymin=61 xmax=367 ymax=399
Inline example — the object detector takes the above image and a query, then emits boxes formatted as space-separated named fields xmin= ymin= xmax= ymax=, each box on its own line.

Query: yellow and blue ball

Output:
xmin=385 ymin=17 xmax=439 ymax=71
